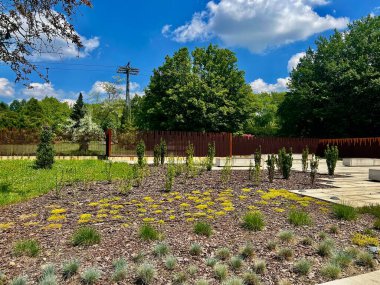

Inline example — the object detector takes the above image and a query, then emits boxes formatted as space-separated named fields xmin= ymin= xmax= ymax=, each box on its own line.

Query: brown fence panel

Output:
xmin=317 ymin=137 xmax=380 ymax=158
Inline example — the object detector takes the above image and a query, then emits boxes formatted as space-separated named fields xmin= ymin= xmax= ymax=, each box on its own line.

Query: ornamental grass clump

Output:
xmin=222 ymin=277 xmax=244 ymax=285
xmin=216 ymin=247 xmax=231 ymax=260
xmin=137 ymin=263 xmax=156 ymax=284
xmin=317 ymin=239 xmax=335 ymax=257
xmin=153 ymin=243 xmax=170 ymax=257
xmin=277 ymin=247 xmax=293 ymax=260
xmin=195 ymin=279 xmax=210 ymax=285
xmin=325 ymin=145 xmax=339 ymax=175
xmin=72 ymin=227 xmax=101 ymax=246
xmin=39 ymin=264 xmax=57 ymax=285
xmin=240 ymin=243 xmax=255 ymax=259
xmin=62 ymin=259 xmax=80 ymax=279
xmin=189 ymin=243 xmax=202 ymax=256
xmin=172 ymin=271 xmax=187 ymax=284
xmin=13 ymin=239 xmax=40 ymax=257
xmin=294 ymin=259 xmax=312 ymax=275
xmin=253 ymin=260 xmax=266 ymax=274
xmin=242 ymin=271 xmax=261 ymax=285
xmin=10 ymin=276 xmax=27 ymax=285
xmin=242 ymin=211 xmax=265 ymax=231
xmin=288 ymin=209 xmax=312 ymax=226
xmin=266 ymin=154 xmax=276 ymax=183
xmin=278 ymin=230 xmax=294 ymax=243
xmin=164 ymin=256 xmax=176 ymax=270
xmin=194 ymin=221 xmax=212 ymax=237
xmin=331 ymin=251 xmax=353 ymax=268
xmin=138 ymin=224 xmax=160 ymax=241
xmin=230 ymin=256 xmax=243 ymax=271
xmin=356 ymin=251 xmax=375 ymax=268
xmin=112 ymin=258 xmax=128 ymax=282
xmin=81 ymin=267 xmax=101 ymax=285
xmin=320 ymin=263 xmax=341 ymax=280
xmin=214 ymin=263 xmax=228 ymax=280
xmin=206 ymin=258 xmax=217 ymax=267
xmin=332 ymin=203 xmax=357 ymax=221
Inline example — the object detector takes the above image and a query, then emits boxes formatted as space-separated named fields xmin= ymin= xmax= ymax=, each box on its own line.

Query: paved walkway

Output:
xmin=289 ymin=160 xmax=380 ymax=207
xmin=319 ymin=269 xmax=380 ymax=284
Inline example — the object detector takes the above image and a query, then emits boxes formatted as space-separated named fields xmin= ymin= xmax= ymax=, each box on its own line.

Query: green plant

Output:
xmin=221 ymin=157 xmax=232 ymax=185
xmin=194 ymin=221 xmax=212 ymax=237
xmin=329 ymin=225 xmax=339 ymax=234
xmin=266 ymin=154 xmax=276 ymax=183
xmin=302 ymin=146 xmax=309 ymax=172
xmin=278 ymin=230 xmax=294 ymax=243
xmin=254 ymin=146 xmax=262 ymax=166
xmin=39 ymin=274 xmax=57 ymax=285
xmin=320 ymin=263 xmax=341 ymax=280
xmin=241 ymin=211 xmax=265 ymax=231
xmin=240 ymin=243 xmax=254 ymax=259
xmin=216 ymin=247 xmax=231 ymax=260
xmin=132 ymin=251 xmax=145 ymax=264
xmin=172 ymin=271 xmax=187 ymax=284
xmin=164 ymin=256 xmax=176 ymax=270
xmin=185 ymin=142 xmax=195 ymax=176
xmin=10 ymin=276 xmax=27 ymax=285
xmin=13 ymin=239 xmax=40 ymax=257
xmin=136 ymin=140 xmax=146 ymax=167
xmin=242 ymin=271 xmax=261 ymax=285
xmin=72 ymin=227 xmax=101 ymax=246
xmin=230 ymin=256 xmax=243 ymax=270
xmin=356 ymin=251 xmax=375 ymax=268
xmin=153 ymin=144 xmax=160 ymax=166
xmin=278 ymin=147 xmax=293 ymax=179
xmin=112 ymin=258 xmax=128 ymax=282
xmin=62 ymin=259 xmax=80 ymax=279
xmin=317 ymin=239 xmax=335 ymax=257
xmin=288 ymin=209 xmax=312 ymax=226
xmin=188 ymin=265 xmax=198 ymax=275
xmin=277 ymin=247 xmax=293 ymax=260
xmin=267 ymin=240 xmax=277 ymax=251
xmin=153 ymin=243 xmax=170 ymax=257
xmin=138 ymin=224 xmax=160 ymax=241
xmin=214 ymin=263 xmax=228 ymax=280
xmin=301 ymin=237 xmax=313 ymax=246
xmin=35 ymin=126 xmax=55 ymax=169
xmin=195 ymin=279 xmax=210 ymax=285
xmin=253 ymin=260 xmax=266 ymax=274
xmin=358 ymin=205 xmax=380 ymax=218
xmin=331 ymin=250 xmax=353 ymax=268
xmin=294 ymin=259 xmax=312 ymax=275
xmin=222 ymin=277 xmax=244 ymax=285
xmin=332 ymin=203 xmax=357 ymax=221
xmin=189 ymin=243 xmax=202 ymax=256
xmin=310 ymin=154 xmax=319 ymax=185
xmin=104 ymin=160 xmax=113 ymax=183
xmin=319 ymin=231 xmax=328 ymax=240
xmin=41 ymin=263 xmax=55 ymax=277
xmin=206 ymin=258 xmax=217 ymax=267
xmin=374 ymin=219 xmax=380 ymax=230
xmin=118 ymin=177 xmax=133 ymax=195
xmin=165 ymin=156 xmax=175 ymax=192
xmin=137 ymin=263 xmax=156 ymax=284
xmin=81 ymin=267 xmax=101 ymax=285
xmin=325 ymin=145 xmax=339 ymax=175
xmin=207 ymin=142 xmax=216 ymax=171
xmin=160 ymin=138 xmax=167 ymax=165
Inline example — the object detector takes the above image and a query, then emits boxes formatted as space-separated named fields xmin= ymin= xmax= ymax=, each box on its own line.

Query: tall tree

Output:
xmin=278 ymin=16 xmax=380 ymax=138
xmin=138 ymin=45 xmax=252 ymax=133
xmin=70 ymin=93 xmax=86 ymax=127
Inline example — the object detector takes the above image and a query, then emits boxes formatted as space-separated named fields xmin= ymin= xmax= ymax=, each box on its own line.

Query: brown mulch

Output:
xmin=0 ymin=168 xmax=378 ymax=285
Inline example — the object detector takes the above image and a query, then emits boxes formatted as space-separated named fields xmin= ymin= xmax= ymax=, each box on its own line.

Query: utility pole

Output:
xmin=117 ymin=62 xmax=139 ymax=124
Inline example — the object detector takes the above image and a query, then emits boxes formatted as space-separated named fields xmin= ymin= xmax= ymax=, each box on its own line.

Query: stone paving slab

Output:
xmin=319 ymin=270 xmax=380 ymax=284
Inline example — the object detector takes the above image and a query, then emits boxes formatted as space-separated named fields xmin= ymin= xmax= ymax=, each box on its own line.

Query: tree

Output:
xmin=35 ymin=126 xmax=55 ymax=169
xmin=70 ymin=93 xmax=86 ymax=127
xmin=138 ymin=45 xmax=252 ymax=133
xmin=0 ymin=0 xmax=92 ymax=82
xmin=278 ymin=16 xmax=380 ymax=138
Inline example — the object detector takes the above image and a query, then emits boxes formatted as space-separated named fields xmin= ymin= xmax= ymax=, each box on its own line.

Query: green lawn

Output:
xmin=0 ymin=160 xmax=132 ymax=206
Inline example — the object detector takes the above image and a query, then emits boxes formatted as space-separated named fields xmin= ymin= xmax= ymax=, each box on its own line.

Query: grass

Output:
xmin=242 ymin=271 xmax=261 ymax=285
xmin=253 ymin=260 xmax=266 ymax=274
xmin=62 ymin=259 xmax=80 ymax=279
xmin=71 ymin=227 xmax=101 ymax=246
xmin=294 ymin=259 xmax=312 ymax=275
xmin=153 ymin=243 xmax=169 ymax=257
xmin=317 ymin=239 xmax=335 ymax=257
xmin=81 ymin=267 xmax=101 ymax=285
xmin=358 ymin=204 xmax=380 ymax=218
xmin=10 ymin=276 xmax=27 ymax=285
xmin=288 ymin=209 xmax=312 ymax=226
xmin=190 ymin=243 xmax=202 ymax=256
xmin=0 ymin=160 xmax=132 ymax=206
xmin=164 ymin=256 xmax=176 ymax=270
xmin=216 ymin=247 xmax=231 ymax=260
xmin=193 ymin=221 xmax=212 ymax=237
xmin=356 ymin=251 xmax=375 ymax=268
xmin=331 ymin=250 xmax=354 ymax=268
xmin=137 ymin=263 xmax=156 ymax=284
xmin=13 ymin=239 xmax=40 ymax=257
xmin=230 ymin=256 xmax=243 ymax=270
xmin=278 ymin=230 xmax=294 ymax=243
xmin=332 ymin=203 xmax=358 ymax=221
xmin=138 ymin=224 xmax=160 ymax=241
xmin=222 ymin=277 xmax=244 ymax=285
xmin=240 ymin=243 xmax=254 ymax=259
xmin=277 ymin=248 xmax=293 ymax=260
xmin=241 ymin=211 xmax=265 ymax=231
xmin=320 ymin=263 xmax=341 ymax=280
xmin=214 ymin=263 xmax=228 ymax=280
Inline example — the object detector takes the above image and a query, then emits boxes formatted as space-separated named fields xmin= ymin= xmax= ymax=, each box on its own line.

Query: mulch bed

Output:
xmin=0 ymin=168 xmax=378 ymax=284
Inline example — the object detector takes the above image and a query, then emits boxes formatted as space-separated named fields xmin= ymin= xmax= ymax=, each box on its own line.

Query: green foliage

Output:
xmin=229 ymin=256 xmax=243 ymax=270
xmin=278 ymin=16 xmax=380 ymax=138
xmin=222 ymin=277 xmax=244 ymax=285
xmin=189 ymin=243 xmax=202 ymax=256
xmin=136 ymin=140 xmax=146 ymax=167
xmin=153 ymin=243 xmax=170 ymax=257
xmin=242 ymin=271 xmax=261 ymax=285
xmin=62 ymin=259 xmax=80 ymax=279
xmin=39 ymin=264 xmax=57 ymax=285
xmin=278 ymin=147 xmax=292 ymax=179
xmin=164 ymin=256 xmax=176 ymax=270
xmin=332 ymin=203 xmax=358 ymax=221
xmin=138 ymin=45 xmax=252 ymax=133
xmin=241 ymin=211 xmax=265 ymax=231
xmin=112 ymin=258 xmax=128 ymax=282
xmin=206 ymin=142 xmax=216 ymax=171
xmin=159 ymin=138 xmax=167 ymax=165
xmin=240 ymin=243 xmax=254 ymax=259
xmin=252 ymin=148 xmax=262 ymax=185
xmin=185 ymin=143 xmax=195 ymax=176
xmin=221 ymin=157 xmax=232 ymax=185
xmin=13 ymin=239 xmax=40 ymax=257
xmin=71 ymin=227 xmax=101 ymax=246
xmin=320 ymin=263 xmax=341 ymax=280
xmin=277 ymin=247 xmax=293 ymax=260
xmin=172 ymin=271 xmax=187 ymax=284
xmin=266 ymin=154 xmax=276 ymax=183
xmin=358 ymin=205 xmax=380 ymax=218
xmin=325 ymin=145 xmax=339 ymax=175
xmin=248 ymin=161 xmax=254 ymax=181
xmin=194 ymin=221 xmax=212 ymax=237
xmin=214 ymin=263 xmax=228 ymax=280
xmin=317 ymin=239 xmax=335 ymax=257
xmin=81 ymin=267 xmax=101 ymax=285
xmin=310 ymin=154 xmax=319 ymax=185
xmin=188 ymin=265 xmax=198 ymax=275
xmin=254 ymin=146 xmax=262 ymax=166
xmin=278 ymin=231 xmax=294 ymax=243
xmin=70 ymin=93 xmax=86 ymax=127
xmin=165 ymin=156 xmax=175 ymax=192
xmin=10 ymin=276 xmax=27 ymax=285
xmin=294 ymin=259 xmax=312 ymax=275
xmin=136 ymin=263 xmax=156 ymax=284
xmin=331 ymin=250 xmax=354 ymax=268
xmin=35 ymin=126 xmax=55 ymax=169
xmin=288 ymin=209 xmax=312 ymax=226
xmin=138 ymin=224 xmax=160 ymax=241
xmin=253 ymin=260 xmax=266 ymax=274
xmin=267 ymin=240 xmax=278 ymax=251
xmin=206 ymin=258 xmax=217 ymax=267
xmin=302 ymin=146 xmax=309 ymax=172
xmin=301 ymin=237 xmax=313 ymax=246
xmin=215 ymin=247 xmax=230 ymax=260
xmin=195 ymin=279 xmax=210 ymax=285
xmin=356 ymin=251 xmax=375 ymax=268
xmin=153 ymin=144 xmax=160 ymax=166
xmin=374 ymin=219 xmax=380 ymax=230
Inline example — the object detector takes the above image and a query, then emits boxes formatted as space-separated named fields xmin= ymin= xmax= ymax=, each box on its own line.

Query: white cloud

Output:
xmin=90 ymin=81 xmax=141 ymax=94
xmin=165 ymin=0 xmax=349 ymax=53
xmin=61 ymin=99 xmax=76 ymax=107
xmin=21 ymin=82 xmax=59 ymax=99
xmin=250 ymin=77 xmax=289 ymax=93
xmin=287 ymin=52 xmax=306 ymax=72
xmin=0 ymin=78 xmax=15 ymax=98
xmin=162 ymin=25 xmax=172 ymax=36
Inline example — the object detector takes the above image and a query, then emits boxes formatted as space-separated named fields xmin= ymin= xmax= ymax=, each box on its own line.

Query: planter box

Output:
xmin=343 ymin=158 xmax=380 ymax=167
xmin=369 ymin=169 xmax=380 ymax=181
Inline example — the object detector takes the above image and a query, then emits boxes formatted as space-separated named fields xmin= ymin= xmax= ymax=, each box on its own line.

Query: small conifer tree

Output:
xmin=35 ymin=126 xmax=55 ymax=169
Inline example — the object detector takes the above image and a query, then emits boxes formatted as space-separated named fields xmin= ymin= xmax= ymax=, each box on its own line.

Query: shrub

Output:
xmin=332 ymin=203 xmax=357 ymax=220
xmin=13 ymin=239 xmax=40 ymax=257
xmin=310 ymin=154 xmax=319 ymax=185
xmin=241 ymin=211 xmax=265 ymax=231
xmin=137 ymin=263 xmax=156 ymax=284
xmin=185 ymin=143 xmax=195 ymax=171
xmin=81 ymin=267 xmax=101 ymax=285
xmin=207 ymin=142 xmax=216 ymax=171
xmin=221 ymin=157 xmax=232 ymax=185
xmin=356 ymin=251 xmax=375 ymax=268
xmin=230 ymin=256 xmax=243 ymax=270
xmin=62 ymin=259 xmax=80 ymax=279
xmin=254 ymin=146 xmax=262 ymax=166
xmin=153 ymin=144 xmax=160 ymax=166
xmin=160 ymin=138 xmax=167 ymax=165
xmin=302 ymin=146 xmax=309 ymax=172
xmin=136 ymin=140 xmax=146 ymax=167
xmin=242 ymin=271 xmax=261 ymax=285
xmin=320 ymin=263 xmax=341 ymax=280
xmin=214 ymin=263 xmax=228 ymax=280
xmin=206 ymin=258 xmax=217 ymax=267
xmin=294 ymin=259 xmax=312 ymax=275
xmin=72 ymin=227 xmax=101 ymax=246
xmin=288 ymin=209 xmax=312 ymax=226
xmin=194 ymin=221 xmax=212 ymax=237
xmin=331 ymin=251 xmax=353 ymax=268
xmin=35 ymin=126 xmax=55 ymax=169
xmin=222 ymin=277 xmax=244 ymax=285
xmin=240 ymin=243 xmax=254 ymax=259
xmin=153 ymin=243 xmax=169 ymax=257
xmin=278 ymin=230 xmax=294 ymax=243
xmin=216 ymin=247 xmax=230 ymax=260
xmin=325 ymin=145 xmax=339 ymax=175
xmin=278 ymin=147 xmax=293 ymax=179
xmin=317 ymin=239 xmax=335 ymax=257
xmin=277 ymin=247 xmax=293 ymax=260
xmin=253 ymin=260 xmax=266 ymax=274
xmin=189 ymin=243 xmax=202 ymax=256
xmin=352 ymin=233 xmax=379 ymax=247
xmin=10 ymin=276 xmax=27 ymax=285
xmin=164 ymin=256 xmax=176 ymax=270
xmin=138 ymin=224 xmax=160 ymax=241
xmin=266 ymin=154 xmax=276 ymax=183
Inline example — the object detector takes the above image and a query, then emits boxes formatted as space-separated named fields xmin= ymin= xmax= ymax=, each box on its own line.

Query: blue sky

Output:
xmin=0 ymin=0 xmax=378 ymax=104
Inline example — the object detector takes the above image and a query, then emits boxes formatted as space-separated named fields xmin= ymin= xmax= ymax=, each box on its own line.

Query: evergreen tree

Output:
xmin=70 ymin=93 xmax=86 ymax=127
xmin=35 ymin=126 xmax=55 ymax=169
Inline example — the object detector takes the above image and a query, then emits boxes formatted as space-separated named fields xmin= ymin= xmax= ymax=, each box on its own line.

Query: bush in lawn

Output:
xmin=81 ymin=267 xmax=101 ymax=285
xmin=332 ymin=203 xmax=357 ymax=221
xmin=137 ymin=263 xmax=156 ymax=284
xmin=153 ymin=144 xmax=160 ymax=166
xmin=62 ymin=259 xmax=80 ymax=279
xmin=302 ymin=146 xmax=309 ymax=172
xmin=138 ymin=224 xmax=160 ymax=241
xmin=13 ymin=239 xmax=40 ymax=257
xmin=160 ymin=138 xmax=167 ymax=165
xmin=266 ymin=154 xmax=276 ymax=183
xmin=241 ymin=211 xmax=265 ymax=231
xmin=325 ymin=145 xmax=339 ymax=175
xmin=310 ymin=155 xmax=319 ymax=185
xmin=136 ymin=140 xmax=146 ymax=167
xmin=194 ymin=221 xmax=212 ymax=237
xmin=35 ymin=126 xmax=55 ymax=169
xmin=207 ymin=142 xmax=216 ymax=171
xmin=288 ymin=209 xmax=312 ymax=226
xmin=72 ymin=227 xmax=101 ymax=246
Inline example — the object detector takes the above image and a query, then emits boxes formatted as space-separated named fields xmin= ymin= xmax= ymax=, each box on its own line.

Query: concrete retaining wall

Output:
xmin=343 ymin=158 xmax=380 ymax=167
